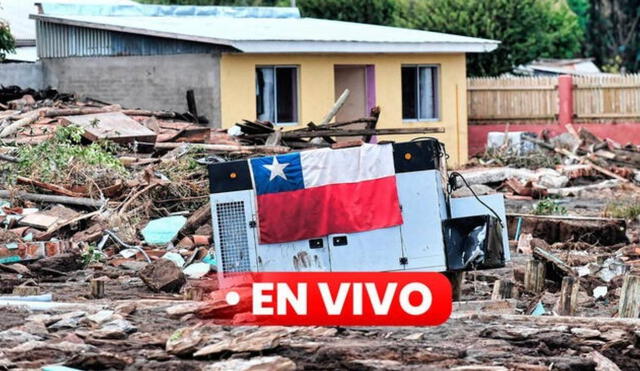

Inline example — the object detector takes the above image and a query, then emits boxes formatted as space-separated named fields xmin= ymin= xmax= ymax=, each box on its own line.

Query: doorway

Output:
xmin=333 ymin=65 xmax=375 ymax=141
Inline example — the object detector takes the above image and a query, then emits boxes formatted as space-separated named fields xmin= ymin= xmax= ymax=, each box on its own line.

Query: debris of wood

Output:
xmin=61 ymin=112 xmax=157 ymax=144
xmin=557 ymin=276 xmax=579 ymax=316
xmin=491 ymin=279 xmax=516 ymax=300
xmin=524 ymin=259 xmax=546 ymax=293
xmin=619 ymin=274 xmax=640 ymax=318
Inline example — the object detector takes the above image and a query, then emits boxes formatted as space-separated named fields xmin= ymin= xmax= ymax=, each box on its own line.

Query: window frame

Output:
xmin=255 ymin=65 xmax=300 ymax=126
xmin=401 ymin=64 xmax=441 ymax=123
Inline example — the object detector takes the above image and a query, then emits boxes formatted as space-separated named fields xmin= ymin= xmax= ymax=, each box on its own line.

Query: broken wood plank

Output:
xmin=16 ymin=176 xmax=86 ymax=198
xmin=557 ymin=276 xmax=579 ymax=316
xmin=619 ymin=274 xmax=640 ymax=318
xmin=453 ymin=312 xmax=640 ymax=327
xmin=183 ymin=203 xmax=211 ymax=235
xmin=0 ymin=190 xmax=105 ymax=208
xmin=363 ymin=106 xmax=380 ymax=143
xmin=0 ymin=153 xmax=17 ymax=163
xmin=121 ymin=109 xmax=177 ymax=119
xmin=524 ymin=259 xmax=546 ymax=293
xmin=320 ymin=89 xmax=350 ymax=126
xmin=533 ymin=246 xmax=575 ymax=277
xmin=18 ymin=213 xmax=60 ymax=230
xmin=453 ymin=299 xmax=517 ymax=314
xmin=152 ymin=142 xmax=290 ymax=154
xmin=0 ymin=111 xmax=39 ymax=138
xmin=61 ymin=112 xmax=157 ymax=144
xmin=90 ymin=278 xmax=105 ymax=299
xmin=41 ymin=105 xmax=120 ymax=118
xmin=491 ymin=279 xmax=516 ymax=300
xmin=276 ymin=127 xmax=445 ymax=139
xmin=590 ymin=351 xmax=621 ymax=371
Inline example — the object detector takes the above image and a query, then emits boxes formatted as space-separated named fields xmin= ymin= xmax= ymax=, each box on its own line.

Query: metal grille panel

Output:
xmin=36 ymin=20 xmax=227 ymax=58
xmin=216 ymin=201 xmax=251 ymax=275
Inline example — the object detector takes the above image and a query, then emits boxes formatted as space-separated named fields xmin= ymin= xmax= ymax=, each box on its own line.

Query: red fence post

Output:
xmin=557 ymin=75 xmax=574 ymax=125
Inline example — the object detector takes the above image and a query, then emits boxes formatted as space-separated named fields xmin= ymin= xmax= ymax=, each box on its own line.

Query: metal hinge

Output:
xmin=399 ymin=257 xmax=408 ymax=265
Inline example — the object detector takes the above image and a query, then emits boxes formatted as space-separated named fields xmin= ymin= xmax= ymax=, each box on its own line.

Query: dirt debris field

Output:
xmin=2 ymin=88 xmax=640 ymax=370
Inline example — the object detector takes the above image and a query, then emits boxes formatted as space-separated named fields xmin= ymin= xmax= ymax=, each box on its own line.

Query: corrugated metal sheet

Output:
xmin=36 ymin=20 xmax=220 ymax=58
xmin=40 ymin=3 xmax=300 ymax=18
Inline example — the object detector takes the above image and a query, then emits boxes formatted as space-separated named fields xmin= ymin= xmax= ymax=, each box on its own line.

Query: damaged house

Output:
xmin=28 ymin=3 xmax=497 ymax=165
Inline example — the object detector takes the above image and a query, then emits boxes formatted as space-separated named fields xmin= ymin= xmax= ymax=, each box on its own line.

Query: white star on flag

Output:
xmin=263 ymin=157 xmax=289 ymax=181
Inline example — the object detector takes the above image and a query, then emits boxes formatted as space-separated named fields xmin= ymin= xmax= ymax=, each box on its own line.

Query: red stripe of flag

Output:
xmin=256 ymin=176 xmax=403 ymax=244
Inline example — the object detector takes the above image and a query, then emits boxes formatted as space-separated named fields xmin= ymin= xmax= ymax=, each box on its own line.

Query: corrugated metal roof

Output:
xmin=36 ymin=20 xmax=230 ymax=58
xmin=0 ymin=0 xmax=138 ymax=41
xmin=32 ymin=14 xmax=499 ymax=53
xmin=39 ymin=3 xmax=300 ymax=18
xmin=31 ymin=4 xmax=499 ymax=54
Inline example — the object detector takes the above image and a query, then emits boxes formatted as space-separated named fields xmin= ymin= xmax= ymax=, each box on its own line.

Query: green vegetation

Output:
xmin=7 ymin=125 xmax=125 ymax=184
xmin=395 ymin=0 xmax=583 ymax=76
xmin=532 ymin=198 xmax=568 ymax=215
xmin=82 ymin=245 xmax=106 ymax=265
xmin=603 ymin=200 xmax=640 ymax=220
xmin=0 ymin=18 xmax=16 ymax=61
xmin=482 ymin=149 xmax=562 ymax=169
xmin=126 ymin=1 xmax=640 ymax=75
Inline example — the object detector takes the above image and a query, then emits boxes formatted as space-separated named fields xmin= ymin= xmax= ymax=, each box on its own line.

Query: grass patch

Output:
xmin=603 ymin=200 xmax=640 ymax=219
xmin=532 ymin=198 xmax=567 ymax=216
xmin=480 ymin=148 xmax=561 ymax=169
xmin=2 ymin=126 xmax=128 ymax=193
xmin=3 ymin=125 xmax=126 ymax=186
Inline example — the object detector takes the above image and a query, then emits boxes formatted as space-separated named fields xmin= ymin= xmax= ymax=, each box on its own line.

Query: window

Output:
xmin=256 ymin=66 xmax=298 ymax=124
xmin=401 ymin=65 xmax=439 ymax=121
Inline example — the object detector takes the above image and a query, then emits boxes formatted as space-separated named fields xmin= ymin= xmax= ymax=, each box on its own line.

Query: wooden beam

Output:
xmin=277 ymin=127 xmax=445 ymax=139
xmin=0 ymin=190 xmax=105 ymax=208
xmin=557 ymin=276 xmax=579 ymax=316
xmin=619 ymin=274 xmax=640 ymax=318
xmin=524 ymin=259 xmax=546 ymax=293
xmin=319 ymin=89 xmax=350 ymax=126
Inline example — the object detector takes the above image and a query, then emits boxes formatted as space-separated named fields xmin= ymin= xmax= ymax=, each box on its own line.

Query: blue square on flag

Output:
xmin=250 ymin=152 xmax=304 ymax=195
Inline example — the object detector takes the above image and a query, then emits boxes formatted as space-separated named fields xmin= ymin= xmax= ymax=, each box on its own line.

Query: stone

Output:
xmin=91 ymin=319 xmax=137 ymax=339
xmin=118 ymin=260 xmax=148 ymax=272
xmin=166 ymin=302 xmax=206 ymax=318
xmin=166 ymin=326 xmax=205 ymax=356
xmin=403 ymin=332 xmax=424 ymax=341
xmin=139 ymin=259 xmax=186 ymax=293
xmin=194 ymin=328 xmax=286 ymax=358
xmin=49 ymin=316 xmax=83 ymax=330
xmin=86 ymin=310 xmax=116 ymax=325
xmin=204 ymin=356 xmax=296 ymax=371
xmin=0 ymin=329 xmax=43 ymax=343
xmin=570 ymin=327 xmax=601 ymax=338
xmin=5 ymin=340 xmax=95 ymax=354
xmin=114 ymin=302 xmax=137 ymax=316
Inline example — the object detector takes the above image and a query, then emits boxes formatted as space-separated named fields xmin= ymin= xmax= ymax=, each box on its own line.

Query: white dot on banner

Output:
xmin=226 ymin=291 xmax=240 ymax=305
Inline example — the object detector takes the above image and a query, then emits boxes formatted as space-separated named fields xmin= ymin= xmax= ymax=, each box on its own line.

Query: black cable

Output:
xmin=448 ymin=171 xmax=504 ymax=228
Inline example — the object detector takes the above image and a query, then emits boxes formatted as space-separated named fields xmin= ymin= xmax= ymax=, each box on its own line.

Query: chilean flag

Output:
xmin=249 ymin=144 xmax=403 ymax=244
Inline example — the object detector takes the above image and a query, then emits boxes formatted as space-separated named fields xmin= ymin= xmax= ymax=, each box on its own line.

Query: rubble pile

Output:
xmin=2 ymin=87 xmax=640 ymax=369
xmin=468 ymin=126 xmax=640 ymax=200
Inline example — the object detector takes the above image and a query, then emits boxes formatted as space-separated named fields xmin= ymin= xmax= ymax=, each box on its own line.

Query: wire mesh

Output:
xmin=216 ymin=201 xmax=251 ymax=275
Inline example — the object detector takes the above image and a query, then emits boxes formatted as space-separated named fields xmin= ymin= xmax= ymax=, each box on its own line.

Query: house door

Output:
xmin=335 ymin=65 xmax=375 ymax=121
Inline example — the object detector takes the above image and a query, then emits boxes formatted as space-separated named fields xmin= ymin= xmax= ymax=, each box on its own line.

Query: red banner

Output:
xmin=200 ymin=272 xmax=452 ymax=326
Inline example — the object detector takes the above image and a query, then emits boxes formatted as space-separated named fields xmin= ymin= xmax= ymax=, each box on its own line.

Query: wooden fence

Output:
xmin=468 ymin=74 xmax=640 ymax=123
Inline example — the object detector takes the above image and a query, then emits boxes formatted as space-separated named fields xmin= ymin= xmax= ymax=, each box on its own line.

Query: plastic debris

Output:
xmin=141 ymin=216 xmax=187 ymax=245
xmin=183 ymin=262 xmax=210 ymax=279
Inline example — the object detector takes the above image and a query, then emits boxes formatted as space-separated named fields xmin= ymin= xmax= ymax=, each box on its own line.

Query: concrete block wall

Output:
xmin=0 ymin=62 xmax=44 ymax=89
xmin=42 ymin=53 xmax=222 ymax=127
